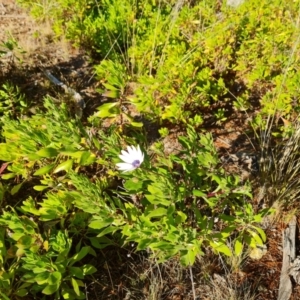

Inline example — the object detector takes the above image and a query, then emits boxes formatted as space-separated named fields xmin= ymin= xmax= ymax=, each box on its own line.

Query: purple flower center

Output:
xmin=132 ymin=160 xmax=140 ymax=168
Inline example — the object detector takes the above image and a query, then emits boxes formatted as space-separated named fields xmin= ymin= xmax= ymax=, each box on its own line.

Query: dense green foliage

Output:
xmin=0 ymin=0 xmax=299 ymax=298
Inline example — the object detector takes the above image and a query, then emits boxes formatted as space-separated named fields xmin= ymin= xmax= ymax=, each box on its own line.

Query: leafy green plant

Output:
xmin=0 ymin=34 xmax=26 ymax=64
xmin=15 ymin=0 xmax=300 ymax=126
xmin=60 ymin=126 xmax=271 ymax=266
xmin=1 ymin=1 xmax=296 ymax=298
xmin=0 ymin=97 xmax=96 ymax=188
xmin=0 ymin=207 xmax=96 ymax=299
xmin=0 ymin=82 xmax=28 ymax=119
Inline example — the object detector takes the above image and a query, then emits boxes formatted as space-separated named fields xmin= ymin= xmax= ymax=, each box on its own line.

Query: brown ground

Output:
xmin=1 ymin=1 xmax=300 ymax=299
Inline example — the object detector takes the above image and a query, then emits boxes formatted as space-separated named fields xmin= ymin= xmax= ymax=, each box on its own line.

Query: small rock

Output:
xmin=227 ymin=0 xmax=245 ymax=7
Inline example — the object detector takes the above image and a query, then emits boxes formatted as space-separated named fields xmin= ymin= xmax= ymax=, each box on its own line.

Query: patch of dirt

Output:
xmin=1 ymin=1 xmax=300 ymax=300
xmin=0 ymin=0 xmax=103 ymax=121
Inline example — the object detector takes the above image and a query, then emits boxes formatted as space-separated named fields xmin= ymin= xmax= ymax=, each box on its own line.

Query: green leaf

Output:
xmin=149 ymin=241 xmax=174 ymax=251
xmin=253 ymin=226 xmax=267 ymax=243
xmin=11 ymin=182 xmax=24 ymax=195
xmin=192 ymin=189 xmax=206 ymax=197
xmin=176 ymin=211 xmax=187 ymax=223
xmin=130 ymin=121 xmax=143 ymax=127
xmin=136 ymin=238 xmax=152 ymax=250
xmin=34 ymin=272 xmax=49 ymax=285
xmin=83 ymin=264 xmax=97 ymax=275
xmin=145 ymin=207 xmax=167 ymax=219
xmin=248 ymin=230 xmax=263 ymax=246
xmin=96 ymin=226 xmax=118 ymax=238
xmin=102 ymin=83 xmax=119 ymax=91
xmin=210 ymin=241 xmax=232 ymax=256
xmin=0 ymin=291 xmax=10 ymax=300
xmin=71 ymin=277 xmax=80 ymax=296
xmin=123 ymin=177 xmax=143 ymax=192
xmin=42 ymin=284 xmax=59 ymax=295
xmin=69 ymin=267 xmax=84 ymax=279
xmin=89 ymin=218 xmax=114 ymax=230
xmin=33 ymin=163 xmax=55 ymax=176
xmin=48 ymin=271 xmax=61 ymax=285
xmin=69 ymin=246 xmax=90 ymax=265
xmin=234 ymin=237 xmax=243 ymax=256
xmin=33 ymin=185 xmax=48 ymax=191
xmin=14 ymin=289 xmax=28 ymax=297
xmin=1 ymin=173 xmax=16 ymax=180
xmin=32 ymin=267 xmax=47 ymax=274
xmin=89 ymin=236 xmax=114 ymax=249
xmin=36 ymin=148 xmax=58 ymax=158
xmin=0 ymin=182 xmax=5 ymax=202
xmin=53 ymin=159 xmax=73 ymax=173
xmin=79 ymin=151 xmax=96 ymax=166
xmin=102 ymin=89 xmax=121 ymax=98
xmin=95 ymin=102 xmax=120 ymax=118
xmin=180 ymin=248 xmax=197 ymax=266
xmin=17 ymin=235 xmax=34 ymax=248
xmin=92 ymin=137 xmax=101 ymax=150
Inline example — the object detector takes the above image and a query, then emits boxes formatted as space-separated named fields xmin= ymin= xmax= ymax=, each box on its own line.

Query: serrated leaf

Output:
xmin=53 ymin=159 xmax=73 ymax=173
xmin=33 ymin=163 xmax=55 ymax=176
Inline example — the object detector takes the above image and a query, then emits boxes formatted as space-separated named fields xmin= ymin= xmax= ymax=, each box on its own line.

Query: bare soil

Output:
xmin=1 ymin=1 xmax=300 ymax=299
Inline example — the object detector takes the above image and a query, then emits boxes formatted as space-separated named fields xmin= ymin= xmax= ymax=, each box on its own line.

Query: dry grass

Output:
xmin=85 ymin=245 xmax=263 ymax=300
xmin=257 ymin=120 xmax=300 ymax=209
xmin=208 ymin=254 xmax=257 ymax=300
xmin=0 ymin=1 xmax=73 ymax=67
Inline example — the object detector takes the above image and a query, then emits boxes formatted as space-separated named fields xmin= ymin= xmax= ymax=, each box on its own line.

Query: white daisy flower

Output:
xmin=116 ymin=145 xmax=144 ymax=172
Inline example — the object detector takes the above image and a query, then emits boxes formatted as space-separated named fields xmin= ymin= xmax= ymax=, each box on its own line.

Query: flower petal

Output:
xmin=119 ymin=154 xmax=134 ymax=164
xmin=121 ymin=149 xmax=130 ymax=156
xmin=127 ymin=145 xmax=136 ymax=156
xmin=116 ymin=162 xmax=136 ymax=172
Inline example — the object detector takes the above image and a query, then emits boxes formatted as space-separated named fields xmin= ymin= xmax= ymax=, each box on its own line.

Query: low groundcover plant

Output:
xmin=83 ymin=126 xmax=271 ymax=266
